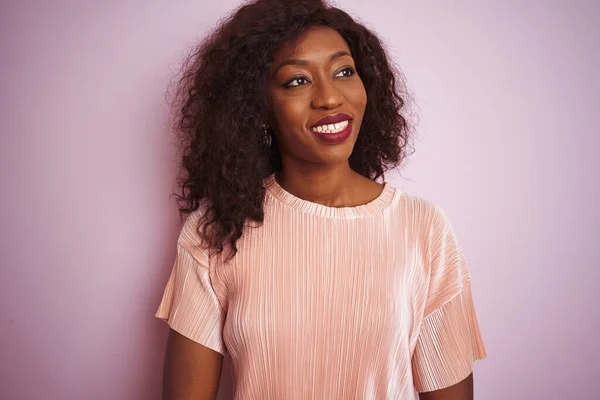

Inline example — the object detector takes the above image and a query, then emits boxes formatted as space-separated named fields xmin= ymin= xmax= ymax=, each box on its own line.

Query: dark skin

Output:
xmin=162 ymin=330 xmax=223 ymax=400
xmin=161 ymin=26 xmax=474 ymax=399
xmin=267 ymin=25 xmax=382 ymax=207
xmin=419 ymin=373 xmax=474 ymax=400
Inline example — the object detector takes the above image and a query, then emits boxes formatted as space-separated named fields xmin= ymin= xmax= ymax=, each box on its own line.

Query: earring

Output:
xmin=262 ymin=124 xmax=272 ymax=147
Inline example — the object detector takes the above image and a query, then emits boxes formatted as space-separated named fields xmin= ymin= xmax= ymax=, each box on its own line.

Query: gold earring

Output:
xmin=262 ymin=124 xmax=272 ymax=147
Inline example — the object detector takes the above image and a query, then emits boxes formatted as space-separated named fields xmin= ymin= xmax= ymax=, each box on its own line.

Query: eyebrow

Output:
xmin=272 ymin=50 xmax=352 ymax=76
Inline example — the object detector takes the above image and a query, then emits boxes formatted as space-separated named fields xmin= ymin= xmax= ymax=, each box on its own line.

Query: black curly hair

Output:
xmin=168 ymin=0 xmax=413 ymax=262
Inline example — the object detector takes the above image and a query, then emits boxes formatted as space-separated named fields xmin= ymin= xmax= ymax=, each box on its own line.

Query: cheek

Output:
xmin=272 ymin=98 xmax=308 ymax=131
xmin=352 ymin=80 xmax=368 ymax=110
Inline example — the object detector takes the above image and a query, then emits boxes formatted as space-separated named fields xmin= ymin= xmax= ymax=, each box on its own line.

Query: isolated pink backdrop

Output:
xmin=1 ymin=1 xmax=598 ymax=399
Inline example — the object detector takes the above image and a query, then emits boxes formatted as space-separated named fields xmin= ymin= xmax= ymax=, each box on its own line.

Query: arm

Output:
xmin=162 ymin=329 xmax=224 ymax=400
xmin=419 ymin=373 xmax=473 ymax=400
xmin=412 ymin=204 xmax=486 ymax=397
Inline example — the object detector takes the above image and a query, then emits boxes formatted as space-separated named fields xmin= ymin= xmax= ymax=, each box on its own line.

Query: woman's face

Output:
xmin=267 ymin=26 xmax=367 ymax=167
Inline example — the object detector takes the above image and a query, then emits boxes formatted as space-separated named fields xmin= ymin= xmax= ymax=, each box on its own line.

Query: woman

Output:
xmin=155 ymin=0 xmax=487 ymax=398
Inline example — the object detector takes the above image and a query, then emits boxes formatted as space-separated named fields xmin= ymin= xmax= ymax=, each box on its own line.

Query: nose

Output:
xmin=310 ymin=78 xmax=344 ymax=110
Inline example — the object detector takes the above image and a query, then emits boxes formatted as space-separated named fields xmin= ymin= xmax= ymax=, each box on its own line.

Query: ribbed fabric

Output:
xmin=155 ymin=173 xmax=487 ymax=399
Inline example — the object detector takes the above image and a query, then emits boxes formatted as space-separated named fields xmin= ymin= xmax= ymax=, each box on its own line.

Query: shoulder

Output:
xmin=176 ymin=202 xmax=212 ymax=267
xmin=387 ymin=188 xmax=464 ymax=257
xmin=391 ymin=189 xmax=451 ymax=230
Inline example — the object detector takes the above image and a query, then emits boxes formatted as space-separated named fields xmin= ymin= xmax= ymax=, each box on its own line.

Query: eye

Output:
xmin=283 ymin=76 xmax=310 ymax=88
xmin=335 ymin=67 xmax=356 ymax=78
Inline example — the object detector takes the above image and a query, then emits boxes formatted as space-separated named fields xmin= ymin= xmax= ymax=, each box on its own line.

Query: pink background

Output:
xmin=1 ymin=1 xmax=598 ymax=399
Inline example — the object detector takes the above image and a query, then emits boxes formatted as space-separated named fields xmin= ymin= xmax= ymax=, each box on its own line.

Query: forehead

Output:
xmin=272 ymin=26 xmax=351 ymax=62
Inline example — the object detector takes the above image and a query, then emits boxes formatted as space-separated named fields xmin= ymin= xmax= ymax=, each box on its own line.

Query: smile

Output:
xmin=310 ymin=120 xmax=350 ymax=134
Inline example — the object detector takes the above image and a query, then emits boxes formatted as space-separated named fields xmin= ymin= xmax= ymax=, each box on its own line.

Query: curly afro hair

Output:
xmin=169 ymin=0 xmax=413 ymax=262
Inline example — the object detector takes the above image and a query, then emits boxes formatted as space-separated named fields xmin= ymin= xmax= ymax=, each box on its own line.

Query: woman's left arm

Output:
xmin=411 ymin=204 xmax=486 ymax=397
xmin=419 ymin=373 xmax=473 ymax=400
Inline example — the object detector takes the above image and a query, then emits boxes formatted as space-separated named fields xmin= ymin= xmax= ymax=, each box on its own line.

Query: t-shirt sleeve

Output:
xmin=155 ymin=242 xmax=227 ymax=356
xmin=411 ymin=205 xmax=487 ymax=393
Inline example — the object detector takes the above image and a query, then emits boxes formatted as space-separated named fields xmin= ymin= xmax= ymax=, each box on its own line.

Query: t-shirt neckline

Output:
xmin=264 ymin=173 xmax=396 ymax=218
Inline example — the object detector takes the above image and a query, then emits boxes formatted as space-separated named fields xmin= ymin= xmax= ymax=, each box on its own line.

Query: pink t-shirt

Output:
xmin=155 ymin=173 xmax=487 ymax=399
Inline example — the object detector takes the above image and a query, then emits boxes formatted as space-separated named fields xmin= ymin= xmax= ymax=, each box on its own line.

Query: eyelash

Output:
xmin=283 ymin=67 xmax=356 ymax=88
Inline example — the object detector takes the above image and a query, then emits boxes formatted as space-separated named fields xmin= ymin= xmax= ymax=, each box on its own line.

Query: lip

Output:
xmin=311 ymin=120 xmax=353 ymax=144
xmin=311 ymin=113 xmax=352 ymax=128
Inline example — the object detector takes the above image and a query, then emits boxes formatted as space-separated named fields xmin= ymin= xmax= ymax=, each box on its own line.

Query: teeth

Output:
xmin=311 ymin=120 xmax=349 ymax=134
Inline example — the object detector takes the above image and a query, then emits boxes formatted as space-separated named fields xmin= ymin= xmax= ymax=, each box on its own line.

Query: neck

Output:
xmin=274 ymin=163 xmax=362 ymax=208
